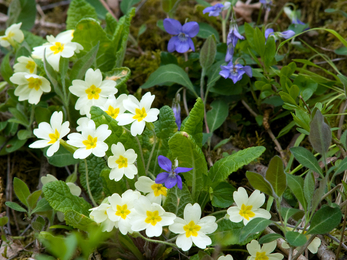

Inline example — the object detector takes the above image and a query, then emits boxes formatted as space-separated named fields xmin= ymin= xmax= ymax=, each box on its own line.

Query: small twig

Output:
xmin=40 ymin=1 xmax=70 ymax=11
xmin=318 ymin=235 xmax=337 ymax=260
xmin=99 ymin=0 xmax=119 ymax=21
xmin=292 ymin=235 xmax=317 ymax=260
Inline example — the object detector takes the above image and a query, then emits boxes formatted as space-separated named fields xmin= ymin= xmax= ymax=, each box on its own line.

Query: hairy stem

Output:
xmin=84 ymin=159 xmax=97 ymax=207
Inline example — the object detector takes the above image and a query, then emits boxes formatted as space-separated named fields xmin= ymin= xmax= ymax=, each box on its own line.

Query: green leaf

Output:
xmin=4 ymin=136 xmax=26 ymax=154
xmin=259 ymin=233 xmax=283 ymax=244
xmin=7 ymin=0 xmax=36 ymax=31
xmin=66 ymin=0 xmax=98 ymax=29
xmin=209 ymin=146 xmax=266 ymax=184
xmin=5 ymin=201 xmax=27 ymax=212
xmin=168 ymin=132 xmax=208 ymax=200
xmin=79 ymin=155 xmax=106 ymax=204
xmin=289 ymin=147 xmax=323 ymax=177
xmin=100 ymin=168 xmax=127 ymax=196
xmin=13 ymin=177 xmax=30 ymax=207
xmin=206 ymin=99 xmax=228 ymax=133
xmin=27 ymin=190 xmax=42 ymax=211
xmin=31 ymin=198 xmax=52 ymax=214
xmin=0 ymin=53 xmax=13 ymax=84
xmin=304 ymin=172 xmax=315 ymax=209
xmin=265 ymin=156 xmax=286 ymax=197
xmin=307 ymin=204 xmax=342 ymax=235
xmin=253 ymin=27 xmax=265 ymax=56
xmin=39 ymin=232 xmax=77 ymax=260
xmin=64 ymin=209 xmax=96 ymax=230
xmin=197 ymin=23 xmax=220 ymax=42
xmin=181 ymin=98 xmax=204 ymax=146
xmin=8 ymin=107 xmax=29 ymax=127
xmin=239 ymin=218 xmax=273 ymax=243
xmin=46 ymin=145 xmax=79 ymax=167
xmin=309 ymin=110 xmax=331 ymax=154
xmin=162 ymin=0 xmax=180 ymax=13
xmin=105 ymin=13 xmax=118 ymax=36
xmin=17 ymin=129 xmax=32 ymax=140
xmin=206 ymin=60 xmax=225 ymax=89
xmin=0 ymin=216 xmax=8 ymax=227
xmin=211 ymin=182 xmax=236 ymax=208
xmin=103 ymin=67 xmax=131 ymax=93
xmin=246 ymin=171 xmax=273 ymax=196
xmin=163 ymin=184 xmax=193 ymax=218
xmin=279 ymin=207 xmax=304 ymax=223
xmin=285 ymin=231 xmax=307 ymax=247
xmin=333 ymin=157 xmax=347 ymax=179
xmin=43 ymin=181 xmax=91 ymax=216
xmin=286 ymin=173 xmax=307 ymax=210
xmin=264 ymin=36 xmax=276 ymax=66
xmin=120 ymin=0 xmax=141 ymax=14
xmin=200 ymin=35 xmax=216 ymax=71
xmin=140 ymin=64 xmax=197 ymax=97
xmin=70 ymin=43 xmax=99 ymax=80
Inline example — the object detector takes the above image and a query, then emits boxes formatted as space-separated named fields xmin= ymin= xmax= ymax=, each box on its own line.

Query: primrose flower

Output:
xmin=203 ymin=3 xmax=227 ymax=17
xmin=107 ymin=142 xmax=138 ymax=181
xmin=265 ymin=28 xmax=295 ymax=41
xmin=69 ymin=68 xmax=118 ymax=117
xmin=14 ymin=56 xmax=37 ymax=74
xmin=129 ymin=196 xmax=176 ymax=237
xmin=135 ymin=176 xmax=167 ymax=205
xmin=29 ymin=111 xmax=70 ymax=156
xmin=102 ymin=94 xmax=127 ymax=120
xmin=219 ymin=63 xmax=252 ymax=84
xmin=32 ymin=30 xmax=82 ymax=71
xmin=155 ymin=155 xmax=192 ymax=189
xmin=0 ymin=22 xmax=24 ymax=47
xmin=117 ymin=92 xmax=159 ymax=136
xmin=169 ymin=203 xmax=218 ymax=251
xmin=227 ymin=187 xmax=271 ymax=225
xmin=89 ymin=203 xmax=115 ymax=232
xmin=67 ymin=120 xmax=111 ymax=159
xmin=10 ymin=72 xmax=51 ymax=104
xmin=107 ymin=190 xmax=141 ymax=235
xmin=163 ymin=18 xmax=199 ymax=53
xmin=246 ymin=240 xmax=284 ymax=260
xmin=218 ymin=255 xmax=234 ymax=260
xmin=76 ymin=117 xmax=92 ymax=132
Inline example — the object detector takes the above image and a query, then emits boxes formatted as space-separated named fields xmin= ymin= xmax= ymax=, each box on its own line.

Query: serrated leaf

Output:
xmin=290 ymin=147 xmax=323 ymax=177
xmin=27 ymin=190 xmax=42 ymax=211
xmin=307 ymin=204 xmax=342 ymax=235
xmin=32 ymin=198 xmax=52 ymax=214
xmin=140 ymin=64 xmax=197 ymax=97
xmin=206 ymin=99 xmax=228 ymax=133
xmin=5 ymin=201 xmax=27 ymax=212
xmin=259 ymin=233 xmax=283 ymax=244
xmin=64 ymin=209 xmax=96 ymax=229
xmin=285 ymin=231 xmax=307 ymax=247
xmin=286 ymin=173 xmax=307 ymax=211
xmin=181 ymin=98 xmax=204 ymax=146
xmin=13 ymin=177 xmax=30 ymax=207
xmin=46 ymin=145 xmax=79 ymax=167
xmin=66 ymin=0 xmax=98 ymax=29
xmin=209 ymin=146 xmax=266 ymax=184
xmin=200 ymin=35 xmax=216 ymax=70
xmin=265 ymin=156 xmax=286 ymax=197
xmin=309 ymin=110 xmax=331 ymax=154
xmin=163 ymin=184 xmax=193 ymax=218
xmin=168 ymin=132 xmax=208 ymax=201
xmin=43 ymin=181 xmax=91 ymax=216
xmin=239 ymin=218 xmax=273 ymax=243
xmin=79 ymin=155 xmax=106 ymax=204
xmin=211 ymin=182 xmax=236 ymax=208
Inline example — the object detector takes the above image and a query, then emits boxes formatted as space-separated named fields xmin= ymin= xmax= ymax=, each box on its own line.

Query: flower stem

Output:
xmin=145 ymin=129 xmax=157 ymax=175
xmin=135 ymin=232 xmax=178 ymax=248
xmin=123 ymin=127 xmax=146 ymax=174
xmin=84 ymin=159 xmax=97 ymax=207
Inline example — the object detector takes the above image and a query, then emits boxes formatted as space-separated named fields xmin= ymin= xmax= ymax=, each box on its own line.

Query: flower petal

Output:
xmin=163 ymin=18 xmax=182 ymax=35
xmin=182 ymin=22 xmax=199 ymax=37
xmin=157 ymin=155 xmax=172 ymax=172
xmin=155 ymin=172 xmax=169 ymax=184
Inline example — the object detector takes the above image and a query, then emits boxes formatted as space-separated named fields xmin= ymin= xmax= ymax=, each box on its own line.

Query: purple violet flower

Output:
xmin=265 ymin=28 xmax=274 ymax=39
xmin=225 ymin=23 xmax=244 ymax=62
xmin=203 ymin=3 xmax=225 ymax=17
xmin=155 ymin=155 xmax=193 ymax=189
xmin=260 ymin=0 xmax=272 ymax=10
xmin=219 ymin=63 xmax=252 ymax=84
xmin=163 ymin=18 xmax=199 ymax=53
xmin=172 ymin=94 xmax=181 ymax=130
xmin=265 ymin=28 xmax=295 ymax=41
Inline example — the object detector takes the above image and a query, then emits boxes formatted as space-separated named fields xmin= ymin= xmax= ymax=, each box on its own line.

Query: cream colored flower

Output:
xmin=89 ymin=203 xmax=115 ymax=232
xmin=0 ymin=23 xmax=24 ymax=47
xmin=246 ymin=240 xmax=283 ymax=260
xmin=14 ymin=56 xmax=37 ymax=74
xmin=135 ymin=176 xmax=167 ymax=204
xmin=101 ymin=94 xmax=127 ymax=120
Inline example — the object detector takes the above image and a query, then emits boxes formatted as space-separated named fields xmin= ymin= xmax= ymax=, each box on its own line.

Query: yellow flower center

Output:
xmin=255 ymin=252 xmax=269 ymax=260
xmin=82 ymin=135 xmax=97 ymax=149
xmin=151 ymin=183 xmax=167 ymax=197
xmin=116 ymin=204 xmax=130 ymax=219
xmin=183 ymin=220 xmax=201 ymax=237
xmin=85 ymin=84 xmax=101 ymax=100
xmin=48 ymin=129 xmax=60 ymax=144
xmin=50 ymin=42 xmax=65 ymax=54
xmin=133 ymin=107 xmax=147 ymax=122
xmin=3 ymin=31 xmax=15 ymax=42
xmin=27 ymin=77 xmax=42 ymax=91
xmin=239 ymin=204 xmax=255 ymax=220
xmin=106 ymin=106 xmax=120 ymax=119
xmin=26 ymin=60 xmax=36 ymax=74
xmin=116 ymin=155 xmax=128 ymax=168
xmin=145 ymin=210 xmax=162 ymax=226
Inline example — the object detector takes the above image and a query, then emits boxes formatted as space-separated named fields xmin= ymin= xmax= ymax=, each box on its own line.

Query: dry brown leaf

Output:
xmin=234 ymin=1 xmax=261 ymax=23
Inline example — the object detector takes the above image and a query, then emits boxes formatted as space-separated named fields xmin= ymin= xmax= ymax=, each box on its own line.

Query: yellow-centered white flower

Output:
xmin=10 ymin=72 xmax=51 ymax=104
xmin=117 ymin=92 xmax=159 ymax=136
xmin=101 ymin=94 xmax=127 ymax=120
xmin=108 ymin=142 xmax=138 ymax=181
xmin=218 ymin=255 xmax=234 ymax=260
xmin=32 ymin=29 xmax=83 ymax=71
xmin=169 ymin=203 xmax=218 ymax=251
xmin=129 ymin=195 xmax=176 ymax=237
xmin=106 ymin=190 xmax=141 ymax=235
xmin=135 ymin=176 xmax=167 ymax=205
xmin=14 ymin=56 xmax=37 ymax=74
xmin=29 ymin=111 xmax=70 ymax=156
xmin=89 ymin=203 xmax=115 ymax=232
xmin=246 ymin=240 xmax=284 ymax=260
xmin=69 ymin=68 xmax=118 ymax=117
xmin=227 ymin=187 xmax=271 ymax=225
xmin=0 ymin=22 xmax=24 ymax=47
xmin=67 ymin=120 xmax=111 ymax=159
